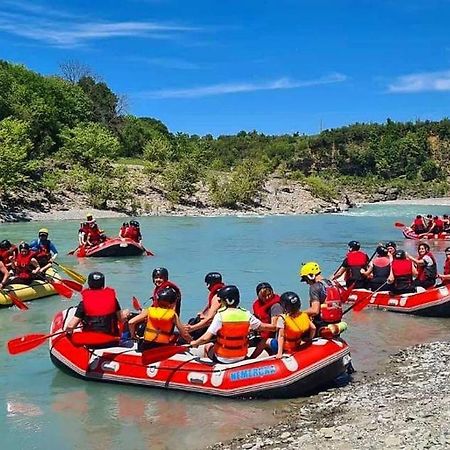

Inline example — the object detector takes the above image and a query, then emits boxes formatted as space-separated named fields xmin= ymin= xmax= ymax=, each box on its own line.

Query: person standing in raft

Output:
xmin=332 ymin=241 xmax=369 ymax=289
xmin=66 ymin=272 xmax=129 ymax=335
xmin=407 ymin=243 xmax=437 ymax=289
xmin=29 ymin=228 xmax=58 ymax=272
xmin=190 ymin=285 xmax=274 ymax=364
xmin=360 ymin=246 xmax=391 ymax=291
xmin=151 ymin=267 xmax=182 ymax=315
xmin=129 ymin=287 xmax=191 ymax=351
xmin=10 ymin=243 xmax=40 ymax=285
xmin=249 ymin=282 xmax=282 ymax=357
xmin=299 ymin=262 xmax=343 ymax=329
xmin=438 ymin=247 xmax=450 ymax=285
xmin=123 ymin=220 xmax=142 ymax=243
xmin=387 ymin=250 xmax=417 ymax=294
xmin=410 ymin=215 xmax=427 ymax=234
xmin=185 ymin=272 xmax=224 ymax=340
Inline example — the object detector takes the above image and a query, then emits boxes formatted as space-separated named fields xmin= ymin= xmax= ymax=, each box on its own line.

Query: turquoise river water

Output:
xmin=2 ymin=203 xmax=450 ymax=450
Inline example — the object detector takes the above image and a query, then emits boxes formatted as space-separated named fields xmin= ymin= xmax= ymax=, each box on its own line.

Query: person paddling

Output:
xmin=360 ymin=246 xmax=391 ymax=291
xmin=407 ymin=243 xmax=437 ymax=289
xmin=10 ymin=243 xmax=40 ymax=285
xmin=29 ymin=228 xmax=58 ymax=272
xmin=185 ymin=272 xmax=224 ymax=340
xmin=332 ymin=241 xmax=369 ymax=289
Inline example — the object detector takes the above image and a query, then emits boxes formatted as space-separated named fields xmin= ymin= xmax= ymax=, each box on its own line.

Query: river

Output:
xmin=2 ymin=203 xmax=450 ymax=450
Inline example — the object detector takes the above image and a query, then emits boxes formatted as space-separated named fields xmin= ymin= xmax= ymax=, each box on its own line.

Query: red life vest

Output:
xmin=0 ymin=249 xmax=11 ymax=265
xmin=392 ymin=259 xmax=413 ymax=289
xmin=252 ymin=293 xmax=281 ymax=338
xmin=124 ymin=226 xmax=141 ymax=242
xmin=119 ymin=226 xmax=127 ymax=237
xmin=81 ymin=287 xmax=119 ymax=334
xmin=87 ymin=225 xmax=102 ymax=242
xmin=33 ymin=240 xmax=51 ymax=266
xmin=414 ymin=218 xmax=424 ymax=228
xmin=434 ymin=218 xmax=444 ymax=228
xmin=152 ymin=281 xmax=182 ymax=315
xmin=417 ymin=251 xmax=437 ymax=282
xmin=372 ymin=256 xmax=391 ymax=281
xmin=14 ymin=253 xmax=34 ymax=280
xmin=319 ymin=281 xmax=343 ymax=323
xmin=345 ymin=250 xmax=368 ymax=281
xmin=444 ymin=258 xmax=450 ymax=285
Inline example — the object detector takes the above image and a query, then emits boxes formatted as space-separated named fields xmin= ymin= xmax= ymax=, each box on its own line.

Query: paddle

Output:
xmin=3 ymin=290 xmax=29 ymax=311
xmin=342 ymin=281 xmax=389 ymax=315
xmin=45 ymin=273 xmax=83 ymax=292
xmin=141 ymin=344 xmax=190 ymax=365
xmin=143 ymin=247 xmax=154 ymax=256
xmin=38 ymin=274 xmax=73 ymax=299
xmin=52 ymin=261 xmax=86 ymax=284
xmin=132 ymin=296 xmax=143 ymax=311
xmin=394 ymin=222 xmax=406 ymax=228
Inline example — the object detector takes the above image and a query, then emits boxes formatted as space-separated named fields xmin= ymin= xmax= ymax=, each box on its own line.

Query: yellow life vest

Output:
xmin=282 ymin=312 xmax=310 ymax=352
xmin=144 ymin=306 xmax=176 ymax=344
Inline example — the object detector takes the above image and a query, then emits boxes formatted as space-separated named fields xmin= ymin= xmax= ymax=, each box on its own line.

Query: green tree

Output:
xmin=162 ymin=157 xmax=200 ymax=203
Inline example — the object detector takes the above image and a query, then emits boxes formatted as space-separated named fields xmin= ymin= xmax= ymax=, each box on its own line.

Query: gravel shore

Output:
xmin=212 ymin=341 xmax=450 ymax=450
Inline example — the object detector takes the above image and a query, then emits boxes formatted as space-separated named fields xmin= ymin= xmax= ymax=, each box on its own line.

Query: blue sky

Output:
xmin=0 ymin=0 xmax=449 ymax=135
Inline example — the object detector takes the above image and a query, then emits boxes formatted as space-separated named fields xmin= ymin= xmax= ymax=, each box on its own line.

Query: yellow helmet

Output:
xmin=39 ymin=228 xmax=49 ymax=235
xmin=299 ymin=261 xmax=321 ymax=280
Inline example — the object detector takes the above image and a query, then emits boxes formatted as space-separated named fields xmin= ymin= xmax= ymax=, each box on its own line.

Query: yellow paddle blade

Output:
xmin=54 ymin=262 xmax=86 ymax=284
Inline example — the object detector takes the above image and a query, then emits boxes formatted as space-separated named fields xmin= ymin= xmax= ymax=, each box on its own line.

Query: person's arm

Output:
xmin=187 ymin=297 xmax=221 ymax=332
xmin=333 ymin=266 xmax=346 ymax=280
xmin=387 ymin=266 xmax=394 ymax=284
xmin=66 ymin=302 xmax=84 ymax=332
xmin=276 ymin=326 xmax=284 ymax=359
xmin=30 ymin=258 xmax=40 ymax=274
xmin=412 ymin=264 xmax=418 ymax=278
xmin=308 ymin=320 xmax=316 ymax=340
xmin=361 ymin=262 xmax=373 ymax=277
xmin=49 ymin=242 xmax=58 ymax=260
xmin=190 ymin=331 xmax=214 ymax=347
xmin=0 ymin=262 xmax=9 ymax=288
xmin=175 ymin=314 xmax=192 ymax=343
xmin=128 ymin=310 xmax=148 ymax=338
xmin=303 ymin=299 xmax=321 ymax=317
xmin=406 ymin=253 xmax=423 ymax=265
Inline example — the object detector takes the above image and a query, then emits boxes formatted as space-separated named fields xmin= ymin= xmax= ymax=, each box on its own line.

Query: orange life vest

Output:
xmin=281 ymin=312 xmax=311 ymax=352
xmin=214 ymin=308 xmax=250 ymax=359
xmin=14 ymin=253 xmax=34 ymax=280
xmin=144 ymin=306 xmax=176 ymax=344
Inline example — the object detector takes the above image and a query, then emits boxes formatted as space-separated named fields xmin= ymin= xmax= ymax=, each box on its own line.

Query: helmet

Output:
xmin=156 ymin=287 xmax=177 ymax=304
xmin=416 ymin=215 xmax=422 ymax=219
xmin=256 ymin=282 xmax=273 ymax=295
xmin=217 ymin=285 xmax=240 ymax=307
xmin=152 ymin=267 xmax=169 ymax=281
xmin=19 ymin=242 xmax=30 ymax=251
xmin=87 ymin=272 xmax=105 ymax=289
xmin=130 ymin=220 xmax=140 ymax=227
xmin=38 ymin=228 xmax=49 ymax=235
xmin=348 ymin=240 xmax=360 ymax=251
xmin=86 ymin=213 xmax=95 ymax=223
xmin=445 ymin=247 xmax=450 ymax=254
xmin=376 ymin=245 xmax=388 ymax=257
xmin=299 ymin=262 xmax=321 ymax=281
xmin=0 ymin=239 xmax=11 ymax=249
xmin=280 ymin=291 xmax=301 ymax=313
xmin=385 ymin=241 xmax=397 ymax=249
xmin=394 ymin=250 xmax=406 ymax=260
xmin=204 ymin=272 xmax=222 ymax=285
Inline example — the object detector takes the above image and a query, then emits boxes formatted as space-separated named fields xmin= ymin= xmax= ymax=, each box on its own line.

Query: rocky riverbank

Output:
xmin=212 ymin=341 xmax=450 ymax=450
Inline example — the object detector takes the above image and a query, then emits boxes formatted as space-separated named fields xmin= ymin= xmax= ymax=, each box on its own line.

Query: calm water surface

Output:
xmin=2 ymin=203 xmax=450 ymax=449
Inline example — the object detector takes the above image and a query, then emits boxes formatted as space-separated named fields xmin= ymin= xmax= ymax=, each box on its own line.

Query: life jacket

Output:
xmin=81 ymin=287 xmax=119 ymax=334
xmin=152 ymin=281 xmax=182 ymax=315
xmin=444 ymin=259 xmax=450 ymax=285
xmin=318 ymin=280 xmax=343 ymax=323
xmin=119 ymin=226 xmax=127 ymax=237
xmin=345 ymin=250 xmax=368 ymax=281
xmin=252 ymin=293 xmax=281 ymax=338
xmin=124 ymin=226 xmax=140 ymax=242
xmin=281 ymin=312 xmax=311 ymax=352
xmin=33 ymin=239 xmax=52 ymax=266
xmin=392 ymin=259 xmax=413 ymax=289
xmin=144 ymin=306 xmax=176 ymax=344
xmin=417 ymin=252 xmax=437 ymax=283
xmin=372 ymin=256 xmax=391 ymax=282
xmin=14 ymin=253 xmax=34 ymax=280
xmin=434 ymin=218 xmax=444 ymax=229
xmin=214 ymin=308 xmax=250 ymax=360
xmin=413 ymin=218 xmax=426 ymax=232
xmin=87 ymin=225 xmax=102 ymax=243
xmin=0 ymin=249 xmax=12 ymax=265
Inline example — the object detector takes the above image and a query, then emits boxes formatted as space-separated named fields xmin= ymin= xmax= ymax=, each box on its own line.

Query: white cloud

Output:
xmin=140 ymin=73 xmax=347 ymax=99
xmin=0 ymin=2 xmax=199 ymax=48
xmin=388 ymin=70 xmax=450 ymax=93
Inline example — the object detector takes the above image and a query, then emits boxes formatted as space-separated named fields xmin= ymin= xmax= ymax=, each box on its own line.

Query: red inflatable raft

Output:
xmin=401 ymin=227 xmax=450 ymax=240
xmin=71 ymin=238 xmax=152 ymax=257
xmin=347 ymin=285 xmax=450 ymax=317
xmin=49 ymin=308 xmax=352 ymax=398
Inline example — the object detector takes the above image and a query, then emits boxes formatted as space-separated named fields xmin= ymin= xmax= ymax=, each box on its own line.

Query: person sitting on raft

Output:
xmin=385 ymin=241 xmax=397 ymax=262
xmin=410 ymin=215 xmax=427 ymax=234
xmin=66 ymin=272 xmax=129 ymax=336
xmin=442 ymin=215 xmax=450 ymax=232
xmin=129 ymin=287 xmax=191 ymax=352
xmin=10 ymin=243 xmax=41 ymax=285
xmin=151 ymin=267 xmax=182 ymax=315
xmin=83 ymin=214 xmax=106 ymax=247
xmin=119 ymin=222 xmax=129 ymax=238
xmin=438 ymin=247 xmax=450 ymax=286
xmin=300 ymin=262 xmax=343 ymax=330
xmin=122 ymin=220 xmax=142 ymax=243
xmin=332 ymin=240 xmax=369 ymax=289
xmin=185 ymin=272 xmax=224 ymax=340
xmin=406 ymin=243 xmax=437 ymax=289
xmin=29 ymin=228 xmax=58 ymax=272
xmin=424 ymin=216 xmax=444 ymax=237
xmin=360 ymin=245 xmax=391 ymax=291
xmin=0 ymin=240 xmax=17 ymax=270
xmin=387 ymin=250 xmax=417 ymax=294
xmin=190 ymin=285 xmax=274 ymax=364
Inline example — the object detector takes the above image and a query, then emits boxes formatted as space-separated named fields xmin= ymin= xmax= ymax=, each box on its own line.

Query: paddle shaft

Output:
xmin=342 ymin=281 xmax=389 ymax=315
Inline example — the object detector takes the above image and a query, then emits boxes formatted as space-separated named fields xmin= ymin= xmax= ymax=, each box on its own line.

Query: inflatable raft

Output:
xmin=347 ymin=285 xmax=450 ymax=317
xmin=71 ymin=238 xmax=150 ymax=257
xmin=0 ymin=268 xmax=60 ymax=307
xmin=401 ymin=227 xmax=450 ymax=240
xmin=49 ymin=308 xmax=352 ymax=398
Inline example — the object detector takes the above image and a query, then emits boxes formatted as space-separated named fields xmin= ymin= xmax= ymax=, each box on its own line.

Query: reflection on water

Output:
xmin=2 ymin=204 xmax=450 ymax=449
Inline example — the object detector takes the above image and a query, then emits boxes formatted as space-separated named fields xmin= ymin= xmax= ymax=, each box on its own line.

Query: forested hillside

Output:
xmin=1 ymin=60 xmax=449 ymax=213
